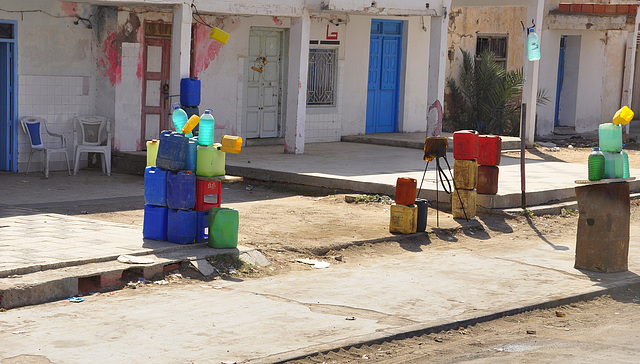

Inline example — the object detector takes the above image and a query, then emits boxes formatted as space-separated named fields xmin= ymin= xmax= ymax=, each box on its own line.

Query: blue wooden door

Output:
xmin=554 ymin=36 xmax=567 ymax=127
xmin=0 ymin=20 xmax=17 ymax=172
xmin=366 ymin=20 xmax=402 ymax=134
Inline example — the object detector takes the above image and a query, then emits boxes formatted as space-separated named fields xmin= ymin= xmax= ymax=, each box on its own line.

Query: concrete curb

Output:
xmin=0 ymin=242 xmax=211 ymax=278
xmin=0 ymin=245 xmax=259 ymax=309
xmin=253 ymin=279 xmax=640 ymax=364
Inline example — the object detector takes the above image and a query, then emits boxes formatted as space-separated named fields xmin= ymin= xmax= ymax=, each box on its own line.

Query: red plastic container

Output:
xmin=395 ymin=177 xmax=417 ymax=206
xmin=477 ymin=165 xmax=499 ymax=195
xmin=195 ymin=178 xmax=222 ymax=211
xmin=453 ymin=130 xmax=479 ymax=160
xmin=477 ymin=135 xmax=502 ymax=166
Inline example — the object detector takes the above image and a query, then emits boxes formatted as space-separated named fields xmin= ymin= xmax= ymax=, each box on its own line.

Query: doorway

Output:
xmin=245 ymin=27 xmax=284 ymax=139
xmin=141 ymin=23 xmax=172 ymax=148
xmin=0 ymin=20 xmax=17 ymax=171
xmin=554 ymin=35 xmax=581 ymax=128
xmin=366 ymin=19 xmax=403 ymax=134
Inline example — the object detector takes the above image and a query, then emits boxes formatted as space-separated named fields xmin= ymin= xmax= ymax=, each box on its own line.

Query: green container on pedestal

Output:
xmin=208 ymin=207 xmax=238 ymax=249
xmin=196 ymin=143 xmax=225 ymax=177
xmin=599 ymin=123 xmax=622 ymax=152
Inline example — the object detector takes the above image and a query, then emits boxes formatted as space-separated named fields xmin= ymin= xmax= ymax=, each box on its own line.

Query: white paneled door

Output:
xmin=245 ymin=28 xmax=283 ymax=139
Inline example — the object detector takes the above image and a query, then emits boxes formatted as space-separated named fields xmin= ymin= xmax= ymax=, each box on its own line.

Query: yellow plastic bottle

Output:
xmin=613 ymin=106 xmax=634 ymax=125
xmin=182 ymin=114 xmax=200 ymax=135
xmin=146 ymin=139 xmax=159 ymax=167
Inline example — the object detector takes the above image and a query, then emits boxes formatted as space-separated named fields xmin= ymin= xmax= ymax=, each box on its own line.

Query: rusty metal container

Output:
xmin=389 ymin=204 xmax=417 ymax=234
xmin=453 ymin=159 xmax=478 ymax=190
xmin=451 ymin=188 xmax=476 ymax=219
xmin=575 ymin=182 xmax=630 ymax=273
xmin=477 ymin=165 xmax=499 ymax=195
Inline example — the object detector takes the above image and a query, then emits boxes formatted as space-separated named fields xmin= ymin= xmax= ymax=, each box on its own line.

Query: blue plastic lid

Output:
xmin=593 ymin=147 xmax=600 ymax=151
xmin=204 ymin=109 xmax=212 ymax=114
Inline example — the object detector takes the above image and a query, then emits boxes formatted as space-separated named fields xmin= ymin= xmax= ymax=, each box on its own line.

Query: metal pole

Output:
xmin=520 ymin=102 xmax=527 ymax=209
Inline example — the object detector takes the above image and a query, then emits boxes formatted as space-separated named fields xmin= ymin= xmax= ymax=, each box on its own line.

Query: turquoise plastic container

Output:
xmin=527 ymin=28 xmax=541 ymax=61
xmin=622 ymin=148 xmax=630 ymax=178
xmin=208 ymin=207 xmax=239 ymax=249
xmin=167 ymin=209 xmax=197 ymax=244
xmin=186 ymin=137 xmax=198 ymax=173
xmin=144 ymin=166 xmax=167 ymax=206
xmin=603 ymin=151 xmax=623 ymax=179
xmin=143 ymin=204 xmax=167 ymax=241
xmin=198 ymin=109 xmax=215 ymax=146
xmin=599 ymin=123 xmax=622 ymax=152
xmin=156 ymin=131 xmax=188 ymax=171
xmin=171 ymin=103 xmax=192 ymax=137
xmin=166 ymin=170 xmax=196 ymax=210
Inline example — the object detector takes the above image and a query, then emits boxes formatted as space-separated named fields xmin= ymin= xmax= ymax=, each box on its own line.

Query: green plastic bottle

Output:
xmin=588 ymin=147 xmax=605 ymax=181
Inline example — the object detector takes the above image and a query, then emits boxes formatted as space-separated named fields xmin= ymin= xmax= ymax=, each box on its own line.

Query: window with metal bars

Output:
xmin=476 ymin=35 xmax=508 ymax=69
xmin=307 ymin=48 xmax=337 ymax=106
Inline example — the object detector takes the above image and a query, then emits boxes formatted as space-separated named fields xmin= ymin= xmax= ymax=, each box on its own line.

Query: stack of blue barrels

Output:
xmin=143 ymin=130 xmax=206 ymax=244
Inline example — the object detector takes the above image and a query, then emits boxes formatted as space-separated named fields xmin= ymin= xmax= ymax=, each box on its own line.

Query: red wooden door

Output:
xmin=141 ymin=36 xmax=171 ymax=149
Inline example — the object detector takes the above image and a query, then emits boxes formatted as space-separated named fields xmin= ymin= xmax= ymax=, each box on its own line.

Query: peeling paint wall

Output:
xmin=6 ymin=0 xmax=112 ymax=172
xmin=113 ymin=8 xmax=172 ymax=152
xmin=192 ymin=15 xmax=285 ymax=143
xmin=445 ymin=6 xmax=527 ymax=110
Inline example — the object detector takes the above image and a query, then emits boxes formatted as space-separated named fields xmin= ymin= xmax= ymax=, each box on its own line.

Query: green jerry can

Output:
xmin=208 ymin=207 xmax=239 ymax=249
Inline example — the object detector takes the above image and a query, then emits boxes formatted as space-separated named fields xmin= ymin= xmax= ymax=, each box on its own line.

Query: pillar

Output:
xmin=522 ymin=0 xmax=544 ymax=145
xmin=427 ymin=0 xmax=451 ymax=137
xmin=170 ymin=3 xmax=192 ymax=100
xmin=284 ymin=9 xmax=310 ymax=154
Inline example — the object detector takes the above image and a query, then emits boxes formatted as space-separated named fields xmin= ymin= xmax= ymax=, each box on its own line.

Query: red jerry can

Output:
xmin=478 ymin=135 xmax=502 ymax=166
xmin=395 ymin=177 xmax=417 ymax=206
xmin=453 ymin=130 xmax=479 ymax=160
xmin=477 ymin=165 xmax=499 ymax=195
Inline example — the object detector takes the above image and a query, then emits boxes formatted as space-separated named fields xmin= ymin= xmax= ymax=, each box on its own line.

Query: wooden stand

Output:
xmin=574 ymin=181 xmax=630 ymax=273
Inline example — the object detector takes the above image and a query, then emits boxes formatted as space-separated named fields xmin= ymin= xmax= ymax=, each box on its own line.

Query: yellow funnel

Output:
xmin=613 ymin=106 xmax=634 ymax=125
xmin=220 ymin=135 xmax=242 ymax=154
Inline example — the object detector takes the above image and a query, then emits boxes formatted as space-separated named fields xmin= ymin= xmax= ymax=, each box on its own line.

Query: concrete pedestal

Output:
xmin=574 ymin=182 xmax=630 ymax=273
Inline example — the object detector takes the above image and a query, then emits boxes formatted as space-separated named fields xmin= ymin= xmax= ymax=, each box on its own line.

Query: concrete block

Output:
xmin=0 ymin=278 xmax=78 ymax=309
xmin=239 ymin=250 xmax=271 ymax=267
xmin=575 ymin=182 xmax=630 ymax=273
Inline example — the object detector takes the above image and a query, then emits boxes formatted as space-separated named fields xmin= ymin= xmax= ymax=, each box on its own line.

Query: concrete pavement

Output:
xmin=1 ymin=137 xmax=640 ymax=363
xmin=0 ymin=226 xmax=638 ymax=363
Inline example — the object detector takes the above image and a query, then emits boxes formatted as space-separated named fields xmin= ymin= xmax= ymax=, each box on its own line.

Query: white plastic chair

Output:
xmin=73 ymin=116 xmax=111 ymax=176
xmin=20 ymin=116 xmax=71 ymax=178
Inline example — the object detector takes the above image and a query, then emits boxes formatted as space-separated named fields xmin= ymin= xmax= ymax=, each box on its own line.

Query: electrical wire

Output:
xmin=191 ymin=3 xmax=212 ymax=28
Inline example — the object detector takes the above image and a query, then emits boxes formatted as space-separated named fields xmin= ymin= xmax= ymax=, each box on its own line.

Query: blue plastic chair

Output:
xmin=20 ymin=116 xmax=71 ymax=178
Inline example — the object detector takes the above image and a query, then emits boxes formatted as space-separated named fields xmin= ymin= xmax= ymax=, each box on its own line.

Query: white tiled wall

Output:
xmin=17 ymin=75 xmax=93 ymax=172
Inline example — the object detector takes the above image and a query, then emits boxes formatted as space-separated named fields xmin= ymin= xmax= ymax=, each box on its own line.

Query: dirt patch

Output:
xmin=284 ymin=284 xmax=640 ymax=363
